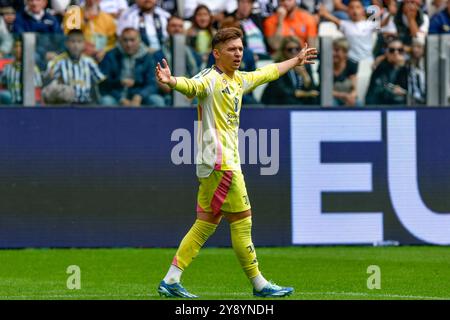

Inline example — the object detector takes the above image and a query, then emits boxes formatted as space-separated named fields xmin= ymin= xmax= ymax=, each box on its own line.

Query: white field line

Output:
xmin=298 ymin=291 xmax=450 ymax=300
xmin=0 ymin=291 xmax=449 ymax=300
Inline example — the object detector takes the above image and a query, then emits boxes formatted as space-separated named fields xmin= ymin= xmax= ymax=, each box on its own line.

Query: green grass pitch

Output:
xmin=0 ymin=246 xmax=449 ymax=300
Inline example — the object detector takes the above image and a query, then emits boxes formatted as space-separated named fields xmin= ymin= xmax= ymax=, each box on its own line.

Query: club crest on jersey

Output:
xmin=234 ymin=97 xmax=239 ymax=112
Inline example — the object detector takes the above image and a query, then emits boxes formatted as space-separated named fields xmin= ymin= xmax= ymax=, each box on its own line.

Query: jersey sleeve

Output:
xmin=47 ymin=59 xmax=61 ymax=80
xmin=88 ymin=59 xmax=106 ymax=83
xmin=241 ymin=63 xmax=280 ymax=94
xmin=173 ymin=70 xmax=212 ymax=99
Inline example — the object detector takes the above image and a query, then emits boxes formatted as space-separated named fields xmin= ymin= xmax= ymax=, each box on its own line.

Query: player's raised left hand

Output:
xmin=297 ymin=43 xmax=318 ymax=66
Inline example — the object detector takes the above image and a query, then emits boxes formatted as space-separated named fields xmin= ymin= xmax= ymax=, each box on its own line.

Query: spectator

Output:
xmin=332 ymin=0 xmax=372 ymax=20
xmin=63 ymin=0 xmax=117 ymax=62
xmin=41 ymin=80 xmax=76 ymax=104
xmin=154 ymin=15 xmax=202 ymax=104
xmin=393 ymin=0 xmax=430 ymax=45
xmin=13 ymin=0 xmax=62 ymax=33
xmin=99 ymin=27 xmax=165 ymax=107
xmin=232 ymin=0 xmax=270 ymax=59
xmin=425 ymin=0 xmax=447 ymax=17
xmin=0 ymin=14 xmax=12 ymax=58
xmin=429 ymin=0 xmax=450 ymax=33
xmin=319 ymin=0 xmax=394 ymax=63
xmin=263 ymin=0 xmax=318 ymax=52
xmin=0 ymin=4 xmax=16 ymax=32
xmin=13 ymin=0 xmax=64 ymax=70
xmin=117 ymin=0 xmax=170 ymax=53
xmin=332 ymin=38 xmax=359 ymax=106
xmin=187 ymin=5 xmax=217 ymax=64
xmin=372 ymin=0 xmax=399 ymax=58
xmin=407 ymin=38 xmax=426 ymax=104
xmin=45 ymin=29 xmax=106 ymax=105
xmin=184 ymin=0 xmax=238 ymax=23
xmin=261 ymin=36 xmax=319 ymax=105
xmin=79 ymin=0 xmax=130 ymax=19
xmin=366 ymin=38 xmax=408 ymax=105
xmin=0 ymin=39 xmax=42 ymax=105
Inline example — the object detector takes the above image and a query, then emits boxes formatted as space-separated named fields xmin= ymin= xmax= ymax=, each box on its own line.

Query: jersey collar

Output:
xmin=213 ymin=65 xmax=235 ymax=81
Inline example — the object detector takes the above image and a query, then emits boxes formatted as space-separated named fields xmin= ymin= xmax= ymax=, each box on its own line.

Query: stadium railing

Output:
xmin=1 ymin=33 xmax=450 ymax=108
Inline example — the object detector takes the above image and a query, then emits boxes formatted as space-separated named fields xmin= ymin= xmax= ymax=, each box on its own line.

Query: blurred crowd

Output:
xmin=0 ymin=0 xmax=448 ymax=106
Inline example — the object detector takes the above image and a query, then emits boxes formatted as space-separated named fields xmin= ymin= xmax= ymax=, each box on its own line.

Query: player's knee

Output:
xmin=197 ymin=211 xmax=222 ymax=225
xmin=224 ymin=210 xmax=252 ymax=223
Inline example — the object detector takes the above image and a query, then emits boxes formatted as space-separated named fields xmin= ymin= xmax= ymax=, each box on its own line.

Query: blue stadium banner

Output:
xmin=0 ymin=108 xmax=448 ymax=248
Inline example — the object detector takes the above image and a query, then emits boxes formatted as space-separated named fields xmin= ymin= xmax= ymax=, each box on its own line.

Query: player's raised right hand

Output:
xmin=155 ymin=59 xmax=173 ymax=85
xmin=297 ymin=43 xmax=318 ymax=66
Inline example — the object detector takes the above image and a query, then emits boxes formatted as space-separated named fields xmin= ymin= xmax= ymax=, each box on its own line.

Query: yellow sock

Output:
xmin=230 ymin=216 xmax=260 ymax=279
xmin=172 ymin=219 xmax=217 ymax=271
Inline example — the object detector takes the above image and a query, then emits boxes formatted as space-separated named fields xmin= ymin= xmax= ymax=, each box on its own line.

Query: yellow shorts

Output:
xmin=197 ymin=170 xmax=251 ymax=215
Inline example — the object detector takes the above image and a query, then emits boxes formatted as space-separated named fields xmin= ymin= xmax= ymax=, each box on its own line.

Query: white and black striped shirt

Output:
xmin=1 ymin=62 xmax=42 ymax=104
xmin=47 ymin=52 xmax=106 ymax=104
xmin=117 ymin=4 xmax=170 ymax=51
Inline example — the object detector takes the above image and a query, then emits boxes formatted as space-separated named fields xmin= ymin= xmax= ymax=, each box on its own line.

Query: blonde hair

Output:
xmin=333 ymin=37 xmax=349 ymax=52
xmin=273 ymin=36 xmax=301 ymax=62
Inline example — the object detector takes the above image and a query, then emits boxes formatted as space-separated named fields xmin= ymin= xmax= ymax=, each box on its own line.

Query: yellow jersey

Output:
xmin=174 ymin=63 xmax=280 ymax=177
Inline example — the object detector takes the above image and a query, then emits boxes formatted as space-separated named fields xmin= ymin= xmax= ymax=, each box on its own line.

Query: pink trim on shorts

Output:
xmin=210 ymin=171 xmax=233 ymax=215
xmin=196 ymin=203 xmax=206 ymax=213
